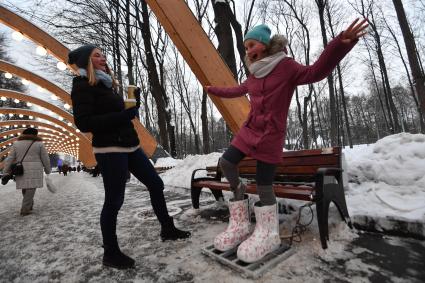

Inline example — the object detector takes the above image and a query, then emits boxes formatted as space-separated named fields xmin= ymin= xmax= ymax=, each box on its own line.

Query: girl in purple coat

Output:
xmin=205 ymin=19 xmax=368 ymax=263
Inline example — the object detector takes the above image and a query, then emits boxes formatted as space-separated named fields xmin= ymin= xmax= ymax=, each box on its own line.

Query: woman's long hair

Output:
xmin=84 ymin=50 xmax=118 ymax=89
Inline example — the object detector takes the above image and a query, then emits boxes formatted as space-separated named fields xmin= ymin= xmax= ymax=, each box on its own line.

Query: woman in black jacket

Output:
xmin=68 ymin=45 xmax=190 ymax=270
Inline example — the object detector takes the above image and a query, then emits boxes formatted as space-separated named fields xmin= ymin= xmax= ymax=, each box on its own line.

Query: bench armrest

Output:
xmin=191 ymin=168 xmax=221 ymax=183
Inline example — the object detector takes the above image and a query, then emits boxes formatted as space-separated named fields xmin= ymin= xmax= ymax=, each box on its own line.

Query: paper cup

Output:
xmin=124 ymin=99 xmax=137 ymax=109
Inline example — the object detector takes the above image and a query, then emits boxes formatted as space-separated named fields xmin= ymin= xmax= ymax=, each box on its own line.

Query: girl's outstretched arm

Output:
xmin=205 ymin=80 xmax=248 ymax=98
xmin=291 ymin=18 xmax=368 ymax=86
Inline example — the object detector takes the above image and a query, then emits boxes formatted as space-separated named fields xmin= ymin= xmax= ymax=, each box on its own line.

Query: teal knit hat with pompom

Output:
xmin=244 ymin=24 xmax=271 ymax=45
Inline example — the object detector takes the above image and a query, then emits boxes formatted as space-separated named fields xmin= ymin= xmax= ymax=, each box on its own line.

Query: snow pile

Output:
xmin=344 ymin=133 xmax=425 ymax=222
xmin=156 ymin=152 xmax=222 ymax=188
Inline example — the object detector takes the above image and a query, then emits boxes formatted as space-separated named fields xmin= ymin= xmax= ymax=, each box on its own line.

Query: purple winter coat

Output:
xmin=208 ymin=34 xmax=357 ymax=164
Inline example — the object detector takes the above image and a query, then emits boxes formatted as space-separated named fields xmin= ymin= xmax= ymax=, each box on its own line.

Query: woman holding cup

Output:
xmin=68 ymin=45 xmax=190 ymax=270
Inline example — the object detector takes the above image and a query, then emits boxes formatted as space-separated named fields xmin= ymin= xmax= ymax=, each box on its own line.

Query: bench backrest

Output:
xmin=236 ymin=147 xmax=342 ymax=182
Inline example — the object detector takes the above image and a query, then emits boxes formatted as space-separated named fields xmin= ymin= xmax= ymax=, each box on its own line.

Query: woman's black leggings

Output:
xmin=220 ymin=145 xmax=277 ymax=205
xmin=95 ymin=148 xmax=170 ymax=248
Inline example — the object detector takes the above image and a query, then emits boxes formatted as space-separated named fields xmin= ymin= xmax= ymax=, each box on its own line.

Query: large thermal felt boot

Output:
xmin=214 ymin=195 xmax=251 ymax=252
xmin=237 ymin=202 xmax=281 ymax=263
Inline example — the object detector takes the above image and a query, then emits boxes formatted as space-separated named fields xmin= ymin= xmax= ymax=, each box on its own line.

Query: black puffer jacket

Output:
xmin=71 ymin=76 xmax=139 ymax=147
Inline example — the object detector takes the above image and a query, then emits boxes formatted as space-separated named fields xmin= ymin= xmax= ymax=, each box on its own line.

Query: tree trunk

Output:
xmin=370 ymin=17 xmax=401 ymax=132
xmin=138 ymin=0 xmax=170 ymax=153
xmin=211 ymin=0 xmax=238 ymax=79
xmin=315 ymin=0 xmax=338 ymax=145
xmin=392 ymin=0 xmax=425 ymax=130
xmin=125 ymin=0 xmax=135 ymax=85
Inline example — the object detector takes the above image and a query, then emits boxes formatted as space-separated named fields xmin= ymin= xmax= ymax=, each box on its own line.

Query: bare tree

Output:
xmin=392 ymin=0 xmax=425 ymax=129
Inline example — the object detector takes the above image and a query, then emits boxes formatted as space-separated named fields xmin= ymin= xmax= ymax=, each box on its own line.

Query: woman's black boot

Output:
xmin=102 ymin=245 xmax=135 ymax=269
xmin=160 ymin=217 xmax=191 ymax=241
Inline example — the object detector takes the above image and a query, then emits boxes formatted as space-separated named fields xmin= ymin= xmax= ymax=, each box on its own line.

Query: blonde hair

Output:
xmin=84 ymin=50 xmax=118 ymax=88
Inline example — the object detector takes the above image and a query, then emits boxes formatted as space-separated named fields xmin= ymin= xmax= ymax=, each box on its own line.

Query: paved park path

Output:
xmin=0 ymin=173 xmax=423 ymax=282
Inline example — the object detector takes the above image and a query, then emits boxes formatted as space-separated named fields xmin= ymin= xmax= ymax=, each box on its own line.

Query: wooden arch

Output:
xmin=0 ymin=128 xmax=78 ymax=150
xmin=0 ymin=89 xmax=75 ymax=123
xmin=0 ymin=59 xmax=72 ymax=105
xmin=0 ymin=6 xmax=160 ymax=159
xmin=0 ymin=120 xmax=76 ymax=157
xmin=0 ymin=108 xmax=95 ymax=166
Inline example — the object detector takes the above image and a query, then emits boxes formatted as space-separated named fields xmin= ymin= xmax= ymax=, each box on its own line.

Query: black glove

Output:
xmin=123 ymin=106 xmax=139 ymax=120
xmin=135 ymin=87 xmax=141 ymax=108
xmin=1 ymin=174 xmax=13 ymax=185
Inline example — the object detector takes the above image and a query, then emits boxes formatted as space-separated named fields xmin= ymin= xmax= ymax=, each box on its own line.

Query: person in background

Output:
xmin=1 ymin=128 xmax=51 ymax=216
xmin=68 ymin=44 xmax=190 ymax=270
xmin=205 ymin=19 xmax=368 ymax=263
xmin=62 ymin=163 xmax=69 ymax=176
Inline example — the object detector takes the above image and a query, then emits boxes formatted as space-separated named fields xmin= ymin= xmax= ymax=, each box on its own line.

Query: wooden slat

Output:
xmin=193 ymin=181 xmax=314 ymax=201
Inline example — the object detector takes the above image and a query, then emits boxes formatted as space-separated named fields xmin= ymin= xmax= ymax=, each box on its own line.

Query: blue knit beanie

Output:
xmin=244 ymin=24 xmax=271 ymax=45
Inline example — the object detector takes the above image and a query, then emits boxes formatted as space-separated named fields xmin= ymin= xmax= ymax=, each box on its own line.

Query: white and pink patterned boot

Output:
xmin=237 ymin=202 xmax=281 ymax=263
xmin=214 ymin=196 xmax=251 ymax=251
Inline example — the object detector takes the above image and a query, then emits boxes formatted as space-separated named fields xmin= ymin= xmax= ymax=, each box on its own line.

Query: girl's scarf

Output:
xmin=249 ymin=51 xmax=287 ymax=78
xmin=79 ymin=68 xmax=113 ymax=88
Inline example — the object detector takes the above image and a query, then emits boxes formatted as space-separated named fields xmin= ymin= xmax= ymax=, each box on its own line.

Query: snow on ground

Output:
xmin=2 ymin=172 xmax=423 ymax=282
xmin=0 ymin=133 xmax=424 ymax=282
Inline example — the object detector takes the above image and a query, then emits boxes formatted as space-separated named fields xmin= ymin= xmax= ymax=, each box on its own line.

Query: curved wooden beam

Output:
xmin=0 ymin=89 xmax=74 ymax=123
xmin=0 ymin=6 xmax=161 ymax=158
xmin=0 ymin=120 xmax=77 ymax=139
xmin=0 ymin=60 xmax=72 ymax=105
xmin=146 ymin=0 xmax=250 ymax=134
xmin=0 ymin=108 xmax=95 ymax=166
xmin=0 ymin=5 xmax=76 ymax=72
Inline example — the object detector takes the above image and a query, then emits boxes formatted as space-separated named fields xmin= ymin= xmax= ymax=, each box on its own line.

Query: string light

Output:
xmin=57 ymin=62 xmax=67 ymax=71
xmin=11 ymin=31 xmax=24 ymax=41
xmin=36 ymin=46 xmax=47 ymax=56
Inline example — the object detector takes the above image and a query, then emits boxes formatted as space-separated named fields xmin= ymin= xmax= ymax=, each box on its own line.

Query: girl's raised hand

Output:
xmin=341 ymin=18 xmax=369 ymax=44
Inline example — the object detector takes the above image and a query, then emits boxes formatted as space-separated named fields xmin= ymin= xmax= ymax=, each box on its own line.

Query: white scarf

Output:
xmin=249 ymin=51 xmax=287 ymax=78
xmin=78 ymin=68 xmax=113 ymax=88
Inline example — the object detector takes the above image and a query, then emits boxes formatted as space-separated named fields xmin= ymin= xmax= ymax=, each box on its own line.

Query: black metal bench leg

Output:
xmin=332 ymin=190 xmax=353 ymax=228
xmin=324 ymin=183 xmax=352 ymax=228
xmin=316 ymin=199 xmax=330 ymax=249
xmin=191 ymin=187 xmax=202 ymax=209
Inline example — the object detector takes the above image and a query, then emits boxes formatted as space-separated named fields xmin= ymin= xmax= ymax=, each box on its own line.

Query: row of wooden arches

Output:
xmin=0 ymin=0 xmax=250 ymax=168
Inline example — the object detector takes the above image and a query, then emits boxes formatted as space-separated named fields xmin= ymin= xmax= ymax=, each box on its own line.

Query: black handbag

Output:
xmin=11 ymin=163 xmax=24 ymax=176
xmin=10 ymin=141 xmax=35 ymax=177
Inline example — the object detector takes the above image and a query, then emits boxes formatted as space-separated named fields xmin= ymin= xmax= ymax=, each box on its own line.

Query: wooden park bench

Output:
xmin=190 ymin=147 xmax=351 ymax=249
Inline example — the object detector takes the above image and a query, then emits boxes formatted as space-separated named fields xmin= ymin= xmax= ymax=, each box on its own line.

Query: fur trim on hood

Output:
xmin=18 ymin=134 xmax=43 ymax=141
xmin=245 ymin=34 xmax=289 ymax=67
xmin=267 ymin=35 xmax=288 ymax=56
